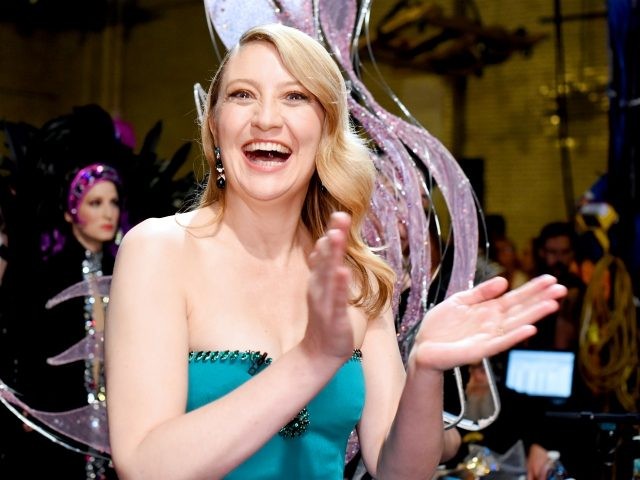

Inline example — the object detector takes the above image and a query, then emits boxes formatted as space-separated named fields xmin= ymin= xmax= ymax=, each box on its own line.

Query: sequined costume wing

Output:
xmin=0 ymin=273 xmax=112 ymax=459
xmin=46 ymin=332 xmax=105 ymax=366
xmin=0 ymin=379 xmax=110 ymax=455
xmin=45 ymin=274 xmax=110 ymax=366
xmin=45 ymin=276 xmax=112 ymax=309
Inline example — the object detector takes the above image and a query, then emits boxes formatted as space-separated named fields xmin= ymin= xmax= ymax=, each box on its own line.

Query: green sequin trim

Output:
xmin=188 ymin=349 xmax=362 ymax=363
xmin=279 ymin=407 xmax=310 ymax=438
xmin=188 ymin=350 xmax=273 ymax=366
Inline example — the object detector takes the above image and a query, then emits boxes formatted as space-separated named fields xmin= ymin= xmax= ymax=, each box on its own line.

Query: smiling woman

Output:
xmin=104 ymin=23 xmax=567 ymax=480
xmin=211 ymin=40 xmax=325 ymax=205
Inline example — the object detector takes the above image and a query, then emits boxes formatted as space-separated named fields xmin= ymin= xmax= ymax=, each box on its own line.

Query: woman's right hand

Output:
xmin=302 ymin=212 xmax=356 ymax=362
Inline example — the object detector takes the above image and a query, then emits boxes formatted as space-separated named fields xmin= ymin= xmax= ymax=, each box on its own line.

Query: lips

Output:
xmin=242 ymin=141 xmax=291 ymax=162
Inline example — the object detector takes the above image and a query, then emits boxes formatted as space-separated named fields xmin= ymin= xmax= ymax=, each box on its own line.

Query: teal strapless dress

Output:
xmin=187 ymin=350 xmax=365 ymax=479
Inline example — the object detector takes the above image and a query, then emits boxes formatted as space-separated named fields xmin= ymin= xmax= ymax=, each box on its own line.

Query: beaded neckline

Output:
xmin=188 ymin=349 xmax=363 ymax=363
xmin=188 ymin=350 xmax=273 ymax=364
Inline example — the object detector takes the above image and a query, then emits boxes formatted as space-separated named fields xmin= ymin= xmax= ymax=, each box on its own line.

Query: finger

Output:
xmin=328 ymin=211 xmax=351 ymax=234
xmin=454 ymin=276 xmax=509 ymax=305
xmin=308 ymin=236 xmax=334 ymax=306
xmin=499 ymin=279 xmax=567 ymax=328
xmin=501 ymin=275 xmax=566 ymax=309
xmin=332 ymin=265 xmax=351 ymax=319
xmin=325 ymin=212 xmax=350 ymax=271
xmin=308 ymin=214 xmax=350 ymax=310
xmin=506 ymin=283 xmax=567 ymax=315
xmin=326 ymin=228 xmax=347 ymax=268
xmin=308 ymin=249 xmax=318 ymax=268
xmin=326 ymin=216 xmax=351 ymax=323
xmin=501 ymin=297 xmax=563 ymax=332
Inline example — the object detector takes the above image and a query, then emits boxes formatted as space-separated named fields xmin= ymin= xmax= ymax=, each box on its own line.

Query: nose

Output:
xmin=252 ymin=98 xmax=283 ymax=130
xmin=103 ymin=203 xmax=119 ymax=221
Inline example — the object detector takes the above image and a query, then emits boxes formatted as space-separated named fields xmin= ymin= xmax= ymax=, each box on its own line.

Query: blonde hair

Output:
xmin=199 ymin=23 xmax=394 ymax=318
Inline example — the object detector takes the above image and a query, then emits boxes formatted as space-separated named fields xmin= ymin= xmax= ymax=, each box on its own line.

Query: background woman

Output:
xmin=13 ymin=163 xmax=122 ymax=479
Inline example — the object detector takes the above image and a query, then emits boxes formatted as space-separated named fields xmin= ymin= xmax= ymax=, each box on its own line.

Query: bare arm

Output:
xmin=355 ymin=274 xmax=566 ymax=479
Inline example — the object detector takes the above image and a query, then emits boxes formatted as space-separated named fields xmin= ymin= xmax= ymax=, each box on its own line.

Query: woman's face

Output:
xmin=66 ymin=181 xmax=120 ymax=252
xmin=211 ymin=40 xmax=325 ymax=204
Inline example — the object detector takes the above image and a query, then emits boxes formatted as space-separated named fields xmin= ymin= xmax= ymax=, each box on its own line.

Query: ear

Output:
xmin=64 ymin=212 xmax=73 ymax=224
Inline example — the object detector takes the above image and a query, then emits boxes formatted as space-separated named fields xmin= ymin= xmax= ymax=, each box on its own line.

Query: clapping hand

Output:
xmin=304 ymin=212 xmax=355 ymax=361
xmin=412 ymin=275 xmax=567 ymax=371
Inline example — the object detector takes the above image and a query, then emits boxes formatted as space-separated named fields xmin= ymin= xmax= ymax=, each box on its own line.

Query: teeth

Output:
xmin=243 ymin=142 xmax=291 ymax=154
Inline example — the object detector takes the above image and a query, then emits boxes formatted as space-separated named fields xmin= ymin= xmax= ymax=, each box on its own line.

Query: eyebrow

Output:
xmin=225 ymin=78 xmax=306 ymax=90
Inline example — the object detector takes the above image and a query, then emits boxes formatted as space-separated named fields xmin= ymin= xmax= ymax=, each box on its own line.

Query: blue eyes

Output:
xmin=228 ymin=90 xmax=309 ymax=102
xmin=231 ymin=90 xmax=251 ymax=99
xmin=286 ymin=92 xmax=308 ymax=101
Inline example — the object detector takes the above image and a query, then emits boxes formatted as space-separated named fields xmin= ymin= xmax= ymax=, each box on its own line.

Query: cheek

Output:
xmin=215 ymin=107 xmax=244 ymax=144
xmin=74 ymin=212 xmax=88 ymax=226
xmin=76 ymin=208 xmax=98 ymax=227
xmin=297 ymin=123 xmax=324 ymax=163
xmin=305 ymin=113 xmax=324 ymax=143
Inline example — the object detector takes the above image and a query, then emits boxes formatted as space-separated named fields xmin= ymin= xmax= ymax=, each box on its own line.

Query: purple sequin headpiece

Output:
xmin=67 ymin=163 xmax=122 ymax=221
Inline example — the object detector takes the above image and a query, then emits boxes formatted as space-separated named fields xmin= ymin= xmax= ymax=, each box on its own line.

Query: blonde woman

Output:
xmin=105 ymin=24 xmax=566 ymax=480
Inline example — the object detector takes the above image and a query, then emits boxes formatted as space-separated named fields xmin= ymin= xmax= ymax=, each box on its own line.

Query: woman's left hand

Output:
xmin=412 ymin=275 xmax=567 ymax=371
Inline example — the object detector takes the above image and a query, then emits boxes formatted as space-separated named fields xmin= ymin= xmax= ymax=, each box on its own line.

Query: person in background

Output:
xmin=488 ymin=236 xmax=530 ymax=291
xmin=519 ymin=237 xmax=538 ymax=280
xmin=105 ymin=24 xmax=566 ymax=480
xmin=450 ymin=222 xmax=597 ymax=480
xmin=12 ymin=163 xmax=122 ymax=479
xmin=527 ymin=221 xmax=585 ymax=351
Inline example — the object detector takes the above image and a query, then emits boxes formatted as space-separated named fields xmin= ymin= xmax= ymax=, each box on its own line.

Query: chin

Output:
xmin=93 ymin=235 xmax=115 ymax=244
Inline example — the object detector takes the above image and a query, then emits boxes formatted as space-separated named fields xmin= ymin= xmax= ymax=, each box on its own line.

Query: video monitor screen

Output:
xmin=505 ymin=349 xmax=575 ymax=399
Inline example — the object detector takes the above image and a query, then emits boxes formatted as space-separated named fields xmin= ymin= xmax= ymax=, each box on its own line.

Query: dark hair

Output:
xmin=537 ymin=221 xmax=578 ymax=249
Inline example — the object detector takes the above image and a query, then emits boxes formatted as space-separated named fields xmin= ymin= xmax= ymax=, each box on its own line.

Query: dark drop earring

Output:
xmin=214 ymin=146 xmax=226 ymax=189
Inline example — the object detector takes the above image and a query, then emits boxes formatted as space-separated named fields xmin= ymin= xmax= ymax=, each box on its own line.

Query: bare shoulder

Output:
xmin=118 ymin=210 xmax=207 ymax=252
xmin=112 ymin=217 xmax=185 ymax=280
xmin=121 ymin=214 xmax=182 ymax=243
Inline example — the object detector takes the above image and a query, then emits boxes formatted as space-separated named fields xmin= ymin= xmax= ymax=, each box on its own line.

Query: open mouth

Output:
xmin=243 ymin=141 xmax=291 ymax=163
